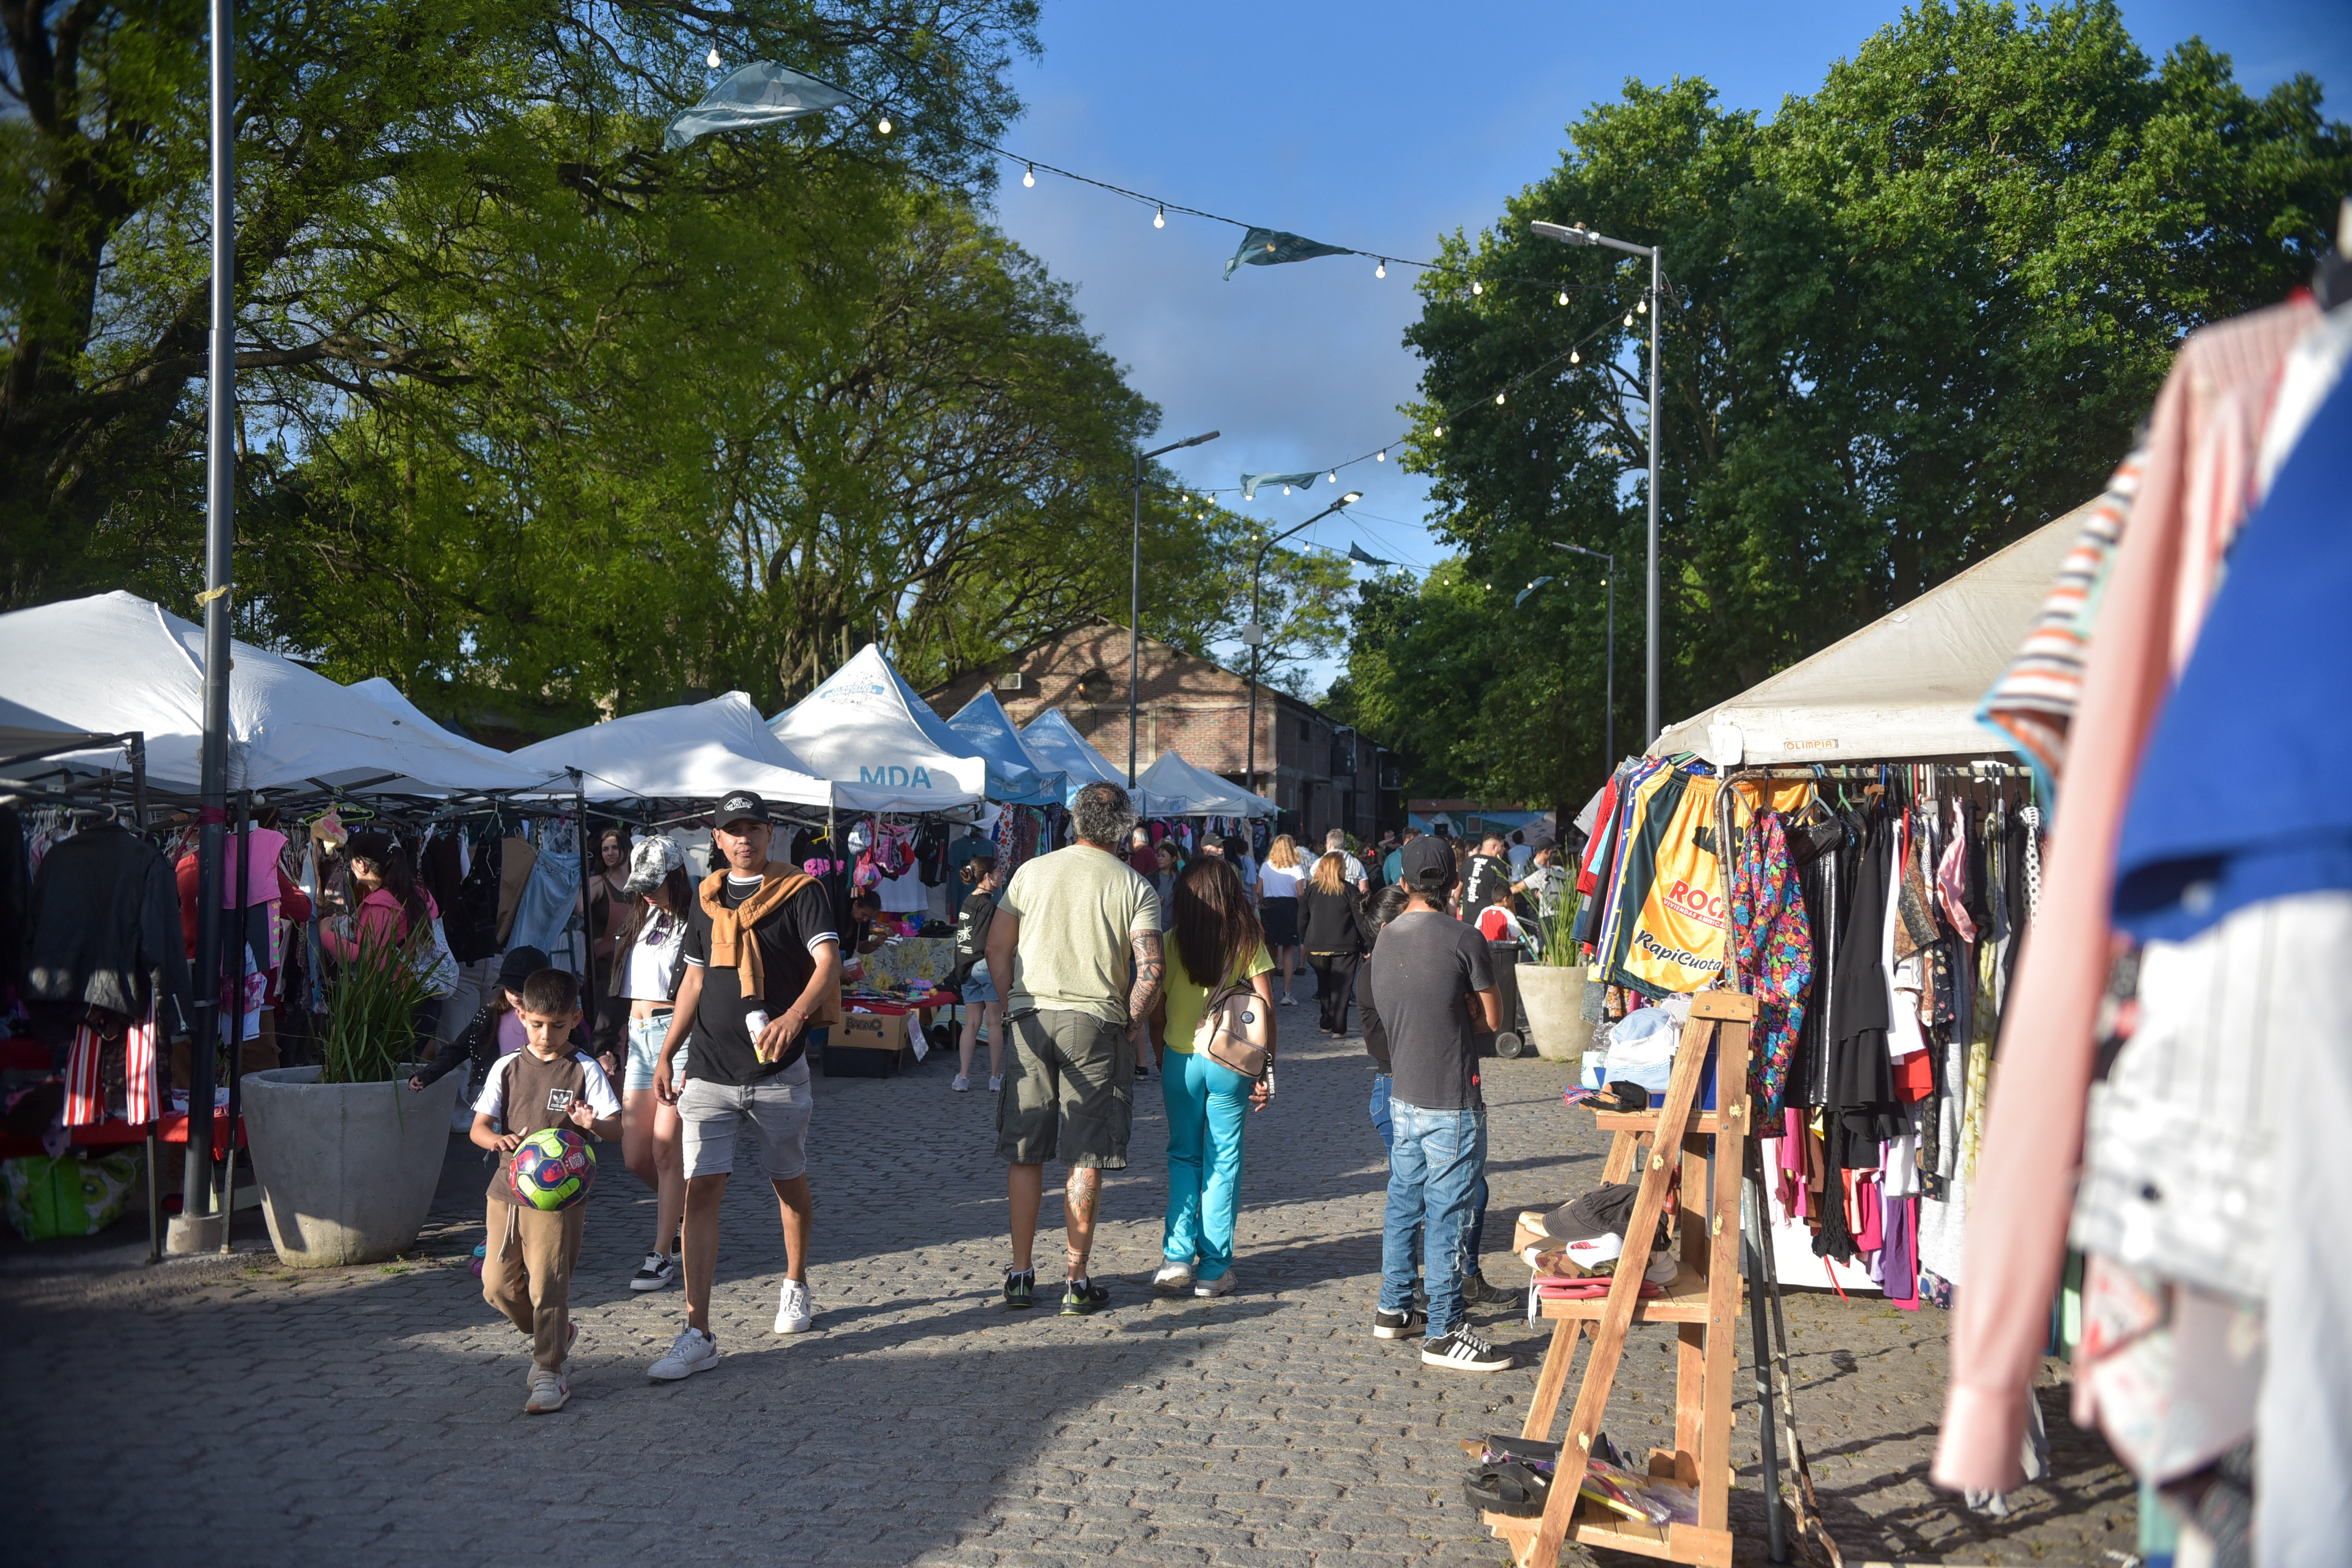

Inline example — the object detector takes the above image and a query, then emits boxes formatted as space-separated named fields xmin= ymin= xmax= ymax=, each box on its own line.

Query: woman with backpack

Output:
xmin=1153 ymin=854 xmax=1275 ymax=1300
xmin=951 ymin=853 xmax=1004 ymax=1093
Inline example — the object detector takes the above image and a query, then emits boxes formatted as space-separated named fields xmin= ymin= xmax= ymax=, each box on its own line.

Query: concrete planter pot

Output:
xmin=240 ymin=1065 xmax=459 ymax=1268
xmin=1518 ymin=964 xmax=1591 ymax=1063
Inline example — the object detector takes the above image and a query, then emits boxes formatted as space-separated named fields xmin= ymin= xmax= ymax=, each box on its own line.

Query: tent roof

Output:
xmin=767 ymin=645 xmax=985 ymax=811
xmin=1016 ymin=708 xmax=1130 ymax=801
xmin=943 ymin=692 xmax=1066 ymax=806
xmin=0 ymin=592 xmax=550 ymax=795
xmin=509 ymin=693 xmax=848 ymax=808
xmin=1649 ymin=506 xmax=2085 ymax=766
xmin=1135 ymin=750 xmax=1278 ymax=818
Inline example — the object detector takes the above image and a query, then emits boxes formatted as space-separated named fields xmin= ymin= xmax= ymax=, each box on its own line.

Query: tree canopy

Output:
xmin=1334 ymin=0 xmax=2349 ymax=811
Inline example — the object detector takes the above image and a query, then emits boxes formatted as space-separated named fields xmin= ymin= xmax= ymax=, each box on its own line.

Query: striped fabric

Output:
xmin=62 ymin=1010 xmax=161 ymax=1128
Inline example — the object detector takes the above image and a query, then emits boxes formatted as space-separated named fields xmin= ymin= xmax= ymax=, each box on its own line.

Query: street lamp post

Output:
xmin=1530 ymin=219 xmax=1662 ymax=744
xmin=1131 ymin=430 xmax=1221 ymax=787
xmin=1244 ymin=493 xmax=1361 ymax=800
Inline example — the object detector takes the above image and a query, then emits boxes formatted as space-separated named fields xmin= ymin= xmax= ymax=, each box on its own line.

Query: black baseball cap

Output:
xmin=497 ymin=946 xmax=550 ymax=989
xmin=1400 ymin=836 xmax=1455 ymax=892
xmin=715 ymin=790 xmax=769 ymax=830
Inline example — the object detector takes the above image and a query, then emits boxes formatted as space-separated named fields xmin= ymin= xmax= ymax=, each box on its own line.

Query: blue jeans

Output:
xmin=1162 ymin=1049 xmax=1254 ymax=1279
xmin=1380 ymin=1099 xmax=1489 ymax=1337
xmin=1371 ymin=1075 xmax=1487 ymax=1275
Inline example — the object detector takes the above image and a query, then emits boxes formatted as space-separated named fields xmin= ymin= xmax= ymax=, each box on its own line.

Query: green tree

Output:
xmin=1348 ymin=0 xmax=2347 ymax=806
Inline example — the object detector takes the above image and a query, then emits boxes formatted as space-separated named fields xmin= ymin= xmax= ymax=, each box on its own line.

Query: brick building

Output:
xmin=923 ymin=620 xmax=1399 ymax=847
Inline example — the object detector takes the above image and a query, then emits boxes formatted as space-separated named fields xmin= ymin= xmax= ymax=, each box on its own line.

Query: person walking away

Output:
xmin=1381 ymin=826 xmax=1417 ymax=892
xmin=1256 ymin=835 xmax=1305 ymax=1006
xmin=471 ymin=966 xmax=621 ymax=1413
xmin=947 ymin=826 xmax=990 ymax=919
xmin=1370 ymin=836 xmax=1513 ymax=1371
xmin=1153 ymin=855 xmax=1273 ymax=1298
xmin=983 ymin=781 xmax=1163 ymax=1316
xmin=953 ymin=853 xmax=1005 ymax=1092
xmin=1126 ymin=827 xmax=1160 ymax=878
xmin=1461 ymin=830 xmax=1513 ymax=923
xmin=1222 ymin=834 xmax=1259 ymax=905
xmin=611 ymin=839 xmax=691 ymax=1292
xmin=1506 ymin=829 xmax=1534 ymax=878
xmin=1324 ymin=828 xmax=1369 ymax=890
xmin=647 ymin=792 xmax=840 ymax=1380
xmin=1301 ymin=852 xmax=1371 ymax=1035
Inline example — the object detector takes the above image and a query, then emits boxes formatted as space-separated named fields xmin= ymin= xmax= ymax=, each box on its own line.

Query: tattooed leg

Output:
xmin=1064 ymin=1166 xmax=1101 ymax=1277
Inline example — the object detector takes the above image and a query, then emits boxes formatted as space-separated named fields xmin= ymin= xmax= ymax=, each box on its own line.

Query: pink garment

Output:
xmin=1936 ymin=800 xmax=1977 ymax=941
xmin=219 ymin=827 xmax=289 ymax=908
xmin=1933 ymin=296 xmax=2317 ymax=1492
xmin=321 ymin=888 xmax=439 ymax=962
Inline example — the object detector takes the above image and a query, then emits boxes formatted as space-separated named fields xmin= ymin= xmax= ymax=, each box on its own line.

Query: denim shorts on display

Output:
xmin=996 ymin=1008 xmax=1132 ymax=1169
xmin=679 ymin=1065 xmax=813 ymax=1182
xmin=962 ymin=960 xmax=999 ymax=1006
xmin=623 ymin=1013 xmax=683 ymax=1092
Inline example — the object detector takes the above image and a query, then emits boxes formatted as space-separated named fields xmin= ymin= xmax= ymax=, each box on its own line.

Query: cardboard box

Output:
xmin=832 ymin=1010 xmax=908 ymax=1053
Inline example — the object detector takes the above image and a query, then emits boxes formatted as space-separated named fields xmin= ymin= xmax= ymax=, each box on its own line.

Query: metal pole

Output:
xmin=218 ymin=792 xmax=251 ymax=1252
xmin=1128 ymin=448 xmax=1142 ymax=788
xmin=1604 ymin=557 xmax=1615 ymax=768
xmin=1245 ymin=560 xmax=1260 ymax=795
xmin=1744 ymin=1167 xmax=1790 ymax=1562
xmin=574 ymin=771 xmax=597 ymax=1049
xmin=183 ymin=0 xmax=237 ymax=1227
xmin=1645 ymin=247 xmax=1661 ymax=745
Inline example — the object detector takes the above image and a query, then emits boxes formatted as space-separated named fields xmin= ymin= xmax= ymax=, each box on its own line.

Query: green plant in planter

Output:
xmin=1535 ymin=889 xmax=1583 ymax=967
xmin=319 ymin=926 xmax=443 ymax=1085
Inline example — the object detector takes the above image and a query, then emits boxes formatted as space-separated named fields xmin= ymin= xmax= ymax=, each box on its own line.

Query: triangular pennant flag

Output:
xmin=1223 ymin=227 xmax=1353 ymax=280
xmin=1240 ymin=471 xmax=1327 ymax=501
xmin=664 ymin=64 xmax=855 ymax=151
xmin=1347 ymin=543 xmax=1394 ymax=567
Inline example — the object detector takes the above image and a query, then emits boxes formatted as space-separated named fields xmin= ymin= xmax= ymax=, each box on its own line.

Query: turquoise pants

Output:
xmin=1160 ymin=1048 xmax=1254 ymax=1280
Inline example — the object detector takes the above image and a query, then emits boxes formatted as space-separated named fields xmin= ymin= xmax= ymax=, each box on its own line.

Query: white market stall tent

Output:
xmin=1649 ymin=506 xmax=2082 ymax=766
xmin=1134 ymin=750 xmax=1278 ymax=819
xmin=943 ymin=692 xmax=1066 ymax=806
xmin=0 ymin=591 xmax=551 ymax=795
xmin=766 ymin=645 xmax=985 ymax=812
xmin=509 ymin=692 xmax=868 ymax=811
xmin=1016 ymin=707 xmax=1130 ymax=802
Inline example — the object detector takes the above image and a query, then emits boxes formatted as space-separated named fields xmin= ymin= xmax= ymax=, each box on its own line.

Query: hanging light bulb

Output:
xmin=706 ymin=45 xmax=722 ymax=69
xmin=1470 ymin=279 xmax=1483 ymax=296
xmin=1494 ymin=391 xmax=1506 ymax=406
xmin=1637 ymin=296 xmax=1648 ymax=314
xmin=1376 ymin=258 xmax=1387 ymax=279
xmin=1282 ymin=485 xmax=1292 ymax=496
xmin=1327 ymin=471 xmax=1338 ymax=483
xmin=1558 ymin=290 xmax=1569 ymax=306
xmin=1023 ymin=163 xmax=1035 ymax=187
xmin=1623 ymin=312 xmax=1634 ymax=327
xmin=1376 ymin=448 xmax=1387 ymax=462
xmin=876 ymin=114 xmax=892 ymax=134
xmin=1432 ymin=425 xmax=1444 ymax=437
xmin=1154 ymin=204 xmax=1166 ymax=228
xmin=1570 ymin=348 xmax=1581 ymax=364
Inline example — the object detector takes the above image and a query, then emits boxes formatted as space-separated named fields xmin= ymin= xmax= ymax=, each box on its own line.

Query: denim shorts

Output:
xmin=962 ymin=960 xmax=999 ymax=1006
xmin=623 ymin=1013 xmax=685 ymax=1092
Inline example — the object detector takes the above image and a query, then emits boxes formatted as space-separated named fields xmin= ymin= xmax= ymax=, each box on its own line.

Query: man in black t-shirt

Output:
xmin=1366 ymin=836 xmax=1512 ymax=1373
xmin=647 ymin=792 xmax=841 ymax=1382
xmin=1459 ymin=829 xmax=1513 ymax=921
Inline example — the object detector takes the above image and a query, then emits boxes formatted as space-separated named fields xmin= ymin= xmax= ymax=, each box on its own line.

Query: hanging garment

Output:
xmin=1822 ymin=811 xmax=1902 ymax=1171
xmin=1936 ymin=297 xmax=2321 ymax=1494
xmin=1787 ymin=805 xmax=1848 ymax=1109
xmin=505 ymin=844 xmax=581 ymax=955
xmin=1729 ymin=811 xmax=1810 ymax=1119
xmin=62 ymin=1007 xmax=160 ymax=1126
xmin=1595 ymin=765 xmax=1730 ymax=997
xmin=22 ymin=824 xmax=193 ymax=1045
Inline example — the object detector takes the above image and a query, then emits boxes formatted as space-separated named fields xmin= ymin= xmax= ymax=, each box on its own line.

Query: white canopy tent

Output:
xmin=1649 ymin=506 xmax=2083 ymax=766
xmin=0 ymin=591 xmax=551 ymax=795
xmin=766 ymin=645 xmax=985 ymax=812
xmin=1134 ymin=750 xmax=1278 ymax=819
xmin=509 ymin=692 xmax=860 ymax=811
xmin=1016 ymin=708 xmax=1129 ymax=803
xmin=943 ymin=692 xmax=1066 ymax=806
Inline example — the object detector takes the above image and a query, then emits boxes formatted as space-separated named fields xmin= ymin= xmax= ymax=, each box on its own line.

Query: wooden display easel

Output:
xmin=1485 ymin=989 xmax=1757 ymax=1568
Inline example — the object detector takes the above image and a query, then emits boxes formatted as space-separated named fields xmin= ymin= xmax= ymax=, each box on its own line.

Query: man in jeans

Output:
xmin=647 ymin=792 xmax=841 ymax=1380
xmin=1368 ymin=835 xmax=1511 ymax=1371
xmin=984 ymin=781 xmax=1163 ymax=1316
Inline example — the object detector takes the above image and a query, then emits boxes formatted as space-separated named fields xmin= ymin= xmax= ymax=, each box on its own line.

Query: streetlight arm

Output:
xmin=1251 ymin=494 xmax=1361 ymax=575
xmin=1530 ymin=220 xmax=1655 ymax=260
xmin=1142 ymin=429 xmax=1221 ymax=463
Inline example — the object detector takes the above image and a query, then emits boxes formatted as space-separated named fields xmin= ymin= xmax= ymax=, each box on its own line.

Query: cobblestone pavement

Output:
xmin=1 ymin=976 xmax=2134 ymax=1566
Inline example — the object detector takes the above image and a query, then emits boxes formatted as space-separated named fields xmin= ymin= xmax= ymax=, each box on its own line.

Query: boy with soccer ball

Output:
xmin=471 ymin=967 xmax=621 ymax=1413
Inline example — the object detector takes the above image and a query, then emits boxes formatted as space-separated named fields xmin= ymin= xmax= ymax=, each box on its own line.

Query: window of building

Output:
xmin=994 ymin=671 xmax=1025 ymax=691
xmin=1296 ymin=717 xmax=1309 ymax=741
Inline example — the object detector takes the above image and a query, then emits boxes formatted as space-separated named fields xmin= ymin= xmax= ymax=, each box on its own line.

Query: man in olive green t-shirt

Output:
xmin=983 ymin=781 xmax=1164 ymax=1316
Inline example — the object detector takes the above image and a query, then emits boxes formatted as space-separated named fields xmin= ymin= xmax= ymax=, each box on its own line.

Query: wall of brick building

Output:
xmin=924 ymin=621 xmax=1391 ymax=848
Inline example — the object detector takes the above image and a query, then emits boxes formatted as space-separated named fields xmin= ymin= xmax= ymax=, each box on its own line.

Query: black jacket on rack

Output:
xmin=22 ymin=824 xmax=192 ymax=1045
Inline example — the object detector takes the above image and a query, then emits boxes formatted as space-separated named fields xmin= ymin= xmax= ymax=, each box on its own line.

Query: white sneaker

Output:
xmin=774 ymin=1277 xmax=815 ymax=1334
xmin=628 ymin=1253 xmax=675 ymax=1292
xmin=952 ymin=1074 xmax=971 ymax=1092
xmin=524 ymin=1367 xmax=570 ymax=1413
xmin=1194 ymin=1271 xmax=1237 ymax=1298
xmin=1152 ymin=1261 xmax=1195 ymax=1293
xmin=1278 ymin=994 xmax=1297 ymax=1007
xmin=647 ymin=1326 xmax=718 ymax=1380
xmin=988 ymin=1076 xmax=1002 ymax=1092
xmin=1421 ymin=1325 xmax=1514 ymax=1372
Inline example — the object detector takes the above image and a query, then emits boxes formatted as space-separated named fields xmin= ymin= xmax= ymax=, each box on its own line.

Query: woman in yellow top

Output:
xmin=1153 ymin=855 xmax=1276 ymax=1299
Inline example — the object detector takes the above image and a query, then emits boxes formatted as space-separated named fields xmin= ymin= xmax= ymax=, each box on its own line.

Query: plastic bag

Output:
xmin=2 ymin=1150 xmax=141 ymax=1240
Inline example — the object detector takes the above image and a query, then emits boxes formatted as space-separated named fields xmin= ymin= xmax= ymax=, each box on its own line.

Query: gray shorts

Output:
xmin=996 ymin=1008 xmax=1132 ymax=1170
xmin=679 ymin=1063 xmax=813 ymax=1182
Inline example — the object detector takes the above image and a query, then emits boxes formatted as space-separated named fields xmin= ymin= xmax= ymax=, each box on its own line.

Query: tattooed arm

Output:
xmin=1127 ymin=928 xmax=1165 ymax=1034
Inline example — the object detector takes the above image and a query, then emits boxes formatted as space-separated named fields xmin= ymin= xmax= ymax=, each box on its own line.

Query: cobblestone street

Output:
xmin=1 ymin=982 xmax=2135 ymax=1567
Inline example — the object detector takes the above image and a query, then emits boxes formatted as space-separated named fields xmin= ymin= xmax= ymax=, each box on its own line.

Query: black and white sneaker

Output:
xmin=629 ymin=1253 xmax=676 ymax=1292
xmin=1373 ymin=1307 xmax=1423 ymax=1340
xmin=1422 ymin=1326 xmax=1514 ymax=1371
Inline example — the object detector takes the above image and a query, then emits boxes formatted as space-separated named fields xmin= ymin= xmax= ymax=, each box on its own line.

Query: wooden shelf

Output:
xmin=1534 ymin=1267 xmax=1741 ymax=1325
xmin=1592 ymin=1108 xmax=1725 ymax=1135
xmin=1486 ymin=1506 xmax=1732 ymax=1568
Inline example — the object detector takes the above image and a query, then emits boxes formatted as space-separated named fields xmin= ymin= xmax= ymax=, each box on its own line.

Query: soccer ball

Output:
xmin=507 ymin=1126 xmax=595 ymax=1211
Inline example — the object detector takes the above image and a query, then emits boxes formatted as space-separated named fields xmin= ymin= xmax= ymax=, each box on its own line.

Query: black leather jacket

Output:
xmin=23 ymin=825 xmax=193 ymax=1043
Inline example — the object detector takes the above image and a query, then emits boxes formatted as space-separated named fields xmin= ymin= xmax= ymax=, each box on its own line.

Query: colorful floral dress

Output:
xmin=1731 ymin=811 xmax=1812 ymax=1118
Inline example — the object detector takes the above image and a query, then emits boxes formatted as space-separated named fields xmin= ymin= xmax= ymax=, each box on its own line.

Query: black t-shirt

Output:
xmin=681 ymin=873 xmax=839 ymax=1085
xmin=1366 ymin=911 xmax=1496 ymax=1111
xmin=1461 ymin=853 xmax=1512 ymax=918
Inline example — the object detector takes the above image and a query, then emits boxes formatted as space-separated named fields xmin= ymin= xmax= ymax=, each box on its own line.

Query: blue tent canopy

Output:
xmin=945 ymin=692 xmax=1066 ymax=806
xmin=1016 ymin=707 xmax=1130 ymax=805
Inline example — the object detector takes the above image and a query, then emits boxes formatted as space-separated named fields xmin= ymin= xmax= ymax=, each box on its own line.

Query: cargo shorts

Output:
xmin=996 ymin=1008 xmax=1133 ymax=1170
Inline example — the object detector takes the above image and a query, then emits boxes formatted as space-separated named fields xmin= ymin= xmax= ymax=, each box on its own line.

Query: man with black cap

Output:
xmin=646 ymin=791 xmax=841 ymax=1381
xmin=1366 ymin=835 xmax=1513 ymax=1371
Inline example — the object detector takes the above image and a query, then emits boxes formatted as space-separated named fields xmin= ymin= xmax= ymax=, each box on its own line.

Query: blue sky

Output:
xmin=980 ymin=1 xmax=2349 ymax=692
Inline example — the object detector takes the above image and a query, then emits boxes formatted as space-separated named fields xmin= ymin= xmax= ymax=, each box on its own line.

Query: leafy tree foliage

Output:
xmin=1337 ymin=1 xmax=2348 ymax=810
